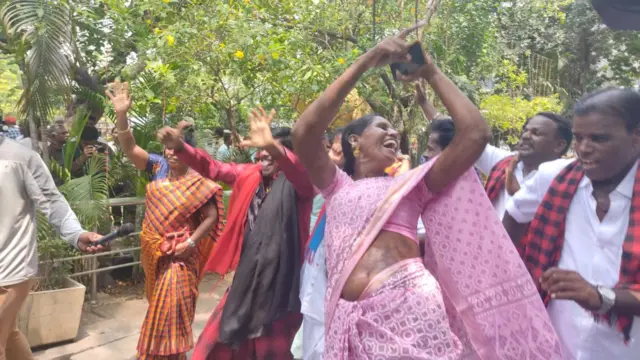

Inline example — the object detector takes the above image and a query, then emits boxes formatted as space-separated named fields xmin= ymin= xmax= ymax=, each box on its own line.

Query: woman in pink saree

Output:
xmin=292 ymin=26 xmax=567 ymax=360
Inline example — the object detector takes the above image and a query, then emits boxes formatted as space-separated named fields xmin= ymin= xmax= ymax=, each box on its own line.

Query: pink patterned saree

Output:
xmin=322 ymin=160 xmax=567 ymax=360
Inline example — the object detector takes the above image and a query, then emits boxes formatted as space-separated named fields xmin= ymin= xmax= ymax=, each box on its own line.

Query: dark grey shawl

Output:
xmin=218 ymin=172 xmax=301 ymax=345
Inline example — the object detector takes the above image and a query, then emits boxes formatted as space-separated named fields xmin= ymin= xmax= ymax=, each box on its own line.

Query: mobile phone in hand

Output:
xmin=390 ymin=42 xmax=426 ymax=81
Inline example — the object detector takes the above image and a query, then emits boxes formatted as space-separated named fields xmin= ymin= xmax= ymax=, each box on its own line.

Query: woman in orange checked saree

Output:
xmin=292 ymin=25 xmax=567 ymax=360
xmin=103 ymin=82 xmax=225 ymax=359
xmin=136 ymin=145 xmax=224 ymax=360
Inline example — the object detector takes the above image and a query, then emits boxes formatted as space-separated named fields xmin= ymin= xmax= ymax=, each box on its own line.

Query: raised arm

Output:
xmin=157 ymin=127 xmax=247 ymax=185
xmin=415 ymin=83 xmax=441 ymax=121
xmin=105 ymin=81 xmax=150 ymax=171
xmin=293 ymin=25 xmax=420 ymax=190
xmin=398 ymin=53 xmax=491 ymax=193
xmin=241 ymin=107 xmax=315 ymax=198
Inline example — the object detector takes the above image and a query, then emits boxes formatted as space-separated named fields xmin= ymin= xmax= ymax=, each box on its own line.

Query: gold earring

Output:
xmin=352 ymin=144 xmax=360 ymax=157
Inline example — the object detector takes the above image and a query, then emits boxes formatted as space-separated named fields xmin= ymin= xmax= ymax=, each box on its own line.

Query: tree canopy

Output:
xmin=1 ymin=0 xmax=639 ymax=146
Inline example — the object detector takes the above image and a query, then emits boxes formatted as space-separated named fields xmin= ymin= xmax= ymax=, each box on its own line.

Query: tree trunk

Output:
xmin=224 ymin=107 xmax=239 ymax=144
xmin=17 ymin=59 xmax=48 ymax=163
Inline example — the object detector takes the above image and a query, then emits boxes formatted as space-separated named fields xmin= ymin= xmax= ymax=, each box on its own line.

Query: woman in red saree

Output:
xmin=292 ymin=27 xmax=566 ymax=359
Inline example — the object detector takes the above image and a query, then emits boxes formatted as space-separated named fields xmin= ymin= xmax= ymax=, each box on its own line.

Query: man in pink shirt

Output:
xmin=158 ymin=107 xmax=314 ymax=360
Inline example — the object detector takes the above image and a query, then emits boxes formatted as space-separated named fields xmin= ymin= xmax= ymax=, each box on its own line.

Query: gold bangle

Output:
xmin=117 ymin=126 xmax=131 ymax=135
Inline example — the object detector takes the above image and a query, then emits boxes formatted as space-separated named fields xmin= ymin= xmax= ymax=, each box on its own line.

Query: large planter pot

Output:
xmin=16 ymin=277 xmax=86 ymax=347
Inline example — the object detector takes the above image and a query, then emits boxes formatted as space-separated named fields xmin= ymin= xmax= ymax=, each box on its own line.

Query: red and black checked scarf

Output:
xmin=484 ymin=155 xmax=515 ymax=202
xmin=522 ymin=160 xmax=640 ymax=342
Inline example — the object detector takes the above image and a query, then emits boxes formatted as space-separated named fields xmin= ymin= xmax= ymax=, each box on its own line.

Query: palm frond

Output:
xmin=59 ymin=155 xmax=109 ymax=229
xmin=107 ymin=151 xmax=139 ymax=192
xmin=36 ymin=210 xmax=55 ymax=241
xmin=49 ymin=159 xmax=70 ymax=184
xmin=1 ymin=0 xmax=74 ymax=124
xmin=63 ymin=106 xmax=89 ymax=173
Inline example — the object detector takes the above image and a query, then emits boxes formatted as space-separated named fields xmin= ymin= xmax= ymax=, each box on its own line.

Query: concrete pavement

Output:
xmin=33 ymin=274 xmax=230 ymax=360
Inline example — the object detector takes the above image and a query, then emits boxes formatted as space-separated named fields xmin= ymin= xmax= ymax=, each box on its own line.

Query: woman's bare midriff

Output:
xmin=341 ymin=230 xmax=421 ymax=301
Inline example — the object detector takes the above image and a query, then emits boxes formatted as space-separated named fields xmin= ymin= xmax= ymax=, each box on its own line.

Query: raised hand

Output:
xmin=157 ymin=126 xmax=184 ymax=150
xmin=505 ymin=154 xmax=521 ymax=196
xmin=83 ymin=145 xmax=96 ymax=158
xmin=415 ymin=83 xmax=427 ymax=104
xmin=361 ymin=22 xmax=425 ymax=69
xmin=396 ymin=45 xmax=438 ymax=83
xmin=105 ymin=80 xmax=132 ymax=114
xmin=177 ymin=120 xmax=194 ymax=132
xmin=239 ymin=106 xmax=277 ymax=149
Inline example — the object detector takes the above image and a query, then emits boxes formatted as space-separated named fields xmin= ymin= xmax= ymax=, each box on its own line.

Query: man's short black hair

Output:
xmin=574 ymin=87 xmax=640 ymax=132
xmin=272 ymin=127 xmax=293 ymax=151
xmin=429 ymin=117 xmax=455 ymax=149
xmin=80 ymin=126 xmax=100 ymax=141
xmin=524 ymin=112 xmax=573 ymax=155
xmin=214 ymin=127 xmax=225 ymax=137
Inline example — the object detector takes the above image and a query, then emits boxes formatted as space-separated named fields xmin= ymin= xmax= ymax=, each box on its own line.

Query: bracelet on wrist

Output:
xmin=117 ymin=125 xmax=131 ymax=134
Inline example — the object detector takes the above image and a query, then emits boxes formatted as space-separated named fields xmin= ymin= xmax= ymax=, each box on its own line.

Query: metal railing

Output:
xmin=42 ymin=197 xmax=145 ymax=305
xmin=45 ymin=191 xmax=231 ymax=305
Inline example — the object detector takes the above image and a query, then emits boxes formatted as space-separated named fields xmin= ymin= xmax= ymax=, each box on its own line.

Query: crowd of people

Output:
xmin=2 ymin=24 xmax=640 ymax=360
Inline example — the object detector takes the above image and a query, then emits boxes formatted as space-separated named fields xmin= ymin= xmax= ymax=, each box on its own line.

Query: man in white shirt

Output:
xmin=503 ymin=88 xmax=640 ymax=359
xmin=476 ymin=112 xmax=572 ymax=219
xmin=0 ymin=137 xmax=104 ymax=360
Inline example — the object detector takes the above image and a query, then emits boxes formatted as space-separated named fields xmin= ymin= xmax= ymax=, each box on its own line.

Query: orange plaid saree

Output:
xmin=137 ymin=171 xmax=224 ymax=359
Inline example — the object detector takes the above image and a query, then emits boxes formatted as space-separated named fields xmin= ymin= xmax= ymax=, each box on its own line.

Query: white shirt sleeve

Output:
xmin=475 ymin=144 xmax=513 ymax=175
xmin=417 ymin=218 xmax=426 ymax=236
xmin=23 ymin=153 xmax=85 ymax=248
xmin=505 ymin=158 xmax=574 ymax=224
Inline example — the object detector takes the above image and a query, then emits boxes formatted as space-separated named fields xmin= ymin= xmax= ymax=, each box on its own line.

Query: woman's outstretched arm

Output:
xmin=292 ymin=60 xmax=367 ymax=190
xmin=293 ymin=25 xmax=421 ymax=190
xmin=402 ymin=53 xmax=491 ymax=193
xmin=415 ymin=83 xmax=441 ymax=121
xmin=105 ymin=81 xmax=150 ymax=171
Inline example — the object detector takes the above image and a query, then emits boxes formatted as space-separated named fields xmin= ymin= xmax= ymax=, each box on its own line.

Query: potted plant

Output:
xmin=16 ymin=232 xmax=86 ymax=347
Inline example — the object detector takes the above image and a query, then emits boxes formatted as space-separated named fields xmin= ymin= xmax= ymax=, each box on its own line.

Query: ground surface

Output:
xmin=33 ymin=274 xmax=230 ymax=360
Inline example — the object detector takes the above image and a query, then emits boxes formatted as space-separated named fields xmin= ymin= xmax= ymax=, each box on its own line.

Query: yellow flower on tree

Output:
xmin=234 ymin=50 xmax=245 ymax=59
xmin=166 ymin=35 xmax=175 ymax=47
xmin=219 ymin=43 xmax=225 ymax=49
xmin=257 ymin=54 xmax=265 ymax=62
xmin=352 ymin=49 xmax=359 ymax=55
xmin=162 ymin=0 xmax=170 ymax=3
xmin=271 ymin=52 xmax=280 ymax=60
xmin=337 ymin=58 xmax=345 ymax=65
xmin=154 ymin=28 xmax=161 ymax=35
